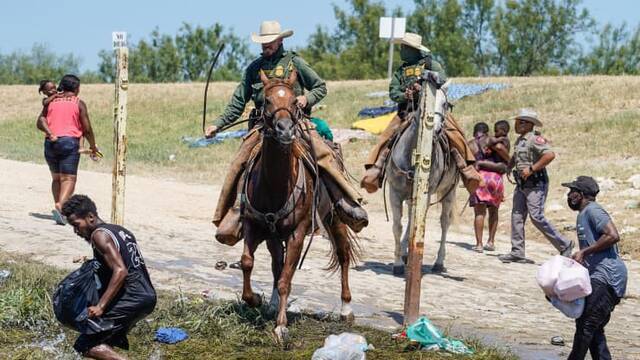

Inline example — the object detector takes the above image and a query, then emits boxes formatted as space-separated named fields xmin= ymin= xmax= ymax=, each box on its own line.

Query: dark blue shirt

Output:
xmin=576 ymin=202 xmax=627 ymax=298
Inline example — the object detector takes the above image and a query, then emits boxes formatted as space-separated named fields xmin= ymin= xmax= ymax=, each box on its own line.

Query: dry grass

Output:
xmin=0 ymin=76 xmax=638 ymax=256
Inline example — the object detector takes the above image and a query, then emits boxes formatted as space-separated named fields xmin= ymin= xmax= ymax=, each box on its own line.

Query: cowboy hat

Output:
xmin=251 ymin=20 xmax=293 ymax=44
xmin=392 ymin=32 xmax=430 ymax=53
xmin=513 ymin=108 xmax=543 ymax=127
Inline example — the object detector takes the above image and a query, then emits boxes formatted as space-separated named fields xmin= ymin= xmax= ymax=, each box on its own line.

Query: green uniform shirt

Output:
xmin=389 ymin=53 xmax=447 ymax=106
xmin=214 ymin=46 xmax=327 ymax=128
xmin=513 ymin=131 xmax=551 ymax=170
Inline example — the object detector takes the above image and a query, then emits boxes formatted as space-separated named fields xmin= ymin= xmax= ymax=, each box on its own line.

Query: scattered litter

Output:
xmin=366 ymin=91 xmax=389 ymax=98
xmin=214 ymin=261 xmax=227 ymax=271
xmin=229 ymin=261 xmax=241 ymax=270
xmin=551 ymin=336 xmax=565 ymax=346
xmin=405 ymin=316 xmax=473 ymax=355
xmin=621 ymin=226 xmax=638 ymax=235
xmin=0 ymin=269 xmax=11 ymax=283
xmin=563 ymin=224 xmax=577 ymax=232
xmin=72 ymin=256 xmax=88 ymax=263
xmin=312 ymin=332 xmax=372 ymax=360
xmin=169 ymin=154 xmax=176 ymax=161
xmin=332 ymin=129 xmax=374 ymax=144
xmin=547 ymin=202 xmax=564 ymax=212
xmin=201 ymin=289 xmax=215 ymax=300
xmin=181 ymin=129 xmax=248 ymax=148
xmin=155 ymin=327 xmax=189 ymax=344
xmin=625 ymin=200 xmax=640 ymax=209
xmin=595 ymin=177 xmax=616 ymax=191
xmin=627 ymin=174 xmax=640 ymax=189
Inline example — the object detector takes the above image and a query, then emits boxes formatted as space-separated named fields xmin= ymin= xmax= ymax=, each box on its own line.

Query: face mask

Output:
xmin=400 ymin=46 xmax=421 ymax=63
xmin=567 ymin=193 xmax=582 ymax=211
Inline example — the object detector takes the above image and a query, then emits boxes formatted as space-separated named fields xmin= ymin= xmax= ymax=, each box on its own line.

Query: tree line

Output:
xmin=1 ymin=0 xmax=639 ymax=84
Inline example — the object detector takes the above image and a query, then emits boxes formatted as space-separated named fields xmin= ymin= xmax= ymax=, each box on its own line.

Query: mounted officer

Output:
xmin=360 ymin=32 xmax=482 ymax=194
xmin=205 ymin=20 xmax=367 ymax=245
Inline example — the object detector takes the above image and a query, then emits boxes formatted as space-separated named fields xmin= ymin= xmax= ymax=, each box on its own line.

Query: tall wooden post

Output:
xmin=111 ymin=45 xmax=128 ymax=225
xmin=403 ymin=80 xmax=437 ymax=325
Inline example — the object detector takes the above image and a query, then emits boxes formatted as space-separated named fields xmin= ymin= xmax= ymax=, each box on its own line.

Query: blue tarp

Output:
xmin=181 ymin=129 xmax=248 ymax=148
xmin=357 ymin=83 xmax=508 ymax=118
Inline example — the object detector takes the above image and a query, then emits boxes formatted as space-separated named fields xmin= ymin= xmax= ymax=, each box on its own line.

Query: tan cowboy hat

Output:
xmin=251 ymin=20 xmax=293 ymax=44
xmin=514 ymin=108 xmax=543 ymax=127
xmin=393 ymin=32 xmax=430 ymax=53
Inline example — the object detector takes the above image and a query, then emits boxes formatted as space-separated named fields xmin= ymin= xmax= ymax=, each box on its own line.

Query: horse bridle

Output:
xmin=260 ymin=83 xmax=304 ymax=145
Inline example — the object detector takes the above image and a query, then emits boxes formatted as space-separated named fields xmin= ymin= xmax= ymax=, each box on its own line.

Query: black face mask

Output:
xmin=567 ymin=193 xmax=582 ymax=211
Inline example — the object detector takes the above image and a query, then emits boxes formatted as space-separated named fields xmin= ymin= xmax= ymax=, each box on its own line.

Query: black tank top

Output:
xmin=91 ymin=223 xmax=153 ymax=291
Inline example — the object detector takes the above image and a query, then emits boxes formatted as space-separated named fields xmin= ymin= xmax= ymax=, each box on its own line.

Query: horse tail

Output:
xmin=323 ymin=215 xmax=362 ymax=273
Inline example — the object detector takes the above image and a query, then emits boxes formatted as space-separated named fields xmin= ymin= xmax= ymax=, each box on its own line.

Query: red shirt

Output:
xmin=46 ymin=96 xmax=82 ymax=138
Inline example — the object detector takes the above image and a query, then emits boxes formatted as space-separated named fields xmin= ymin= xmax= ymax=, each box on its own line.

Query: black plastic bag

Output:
xmin=52 ymin=260 xmax=112 ymax=334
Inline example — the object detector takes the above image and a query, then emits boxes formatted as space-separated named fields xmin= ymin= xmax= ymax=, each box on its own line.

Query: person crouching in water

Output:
xmin=62 ymin=195 xmax=156 ymax=360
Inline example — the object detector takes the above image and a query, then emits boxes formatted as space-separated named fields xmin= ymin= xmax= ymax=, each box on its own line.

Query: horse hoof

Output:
xmin=244 ymin=293 xmax=262 ymax=308
xmin=274 ymin=325 xmax=289 ymax=344
xmin=431 ymin=264 xmax=447 ymax=273
xmin=392 ymin=265 xmax=405 ymax=276
xmin=340 ymin=312 xmax=355 ymax=324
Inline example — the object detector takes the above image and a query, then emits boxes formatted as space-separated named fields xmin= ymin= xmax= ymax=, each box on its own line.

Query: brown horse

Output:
xmin=240 ymin=69 xmax=358 ymax=342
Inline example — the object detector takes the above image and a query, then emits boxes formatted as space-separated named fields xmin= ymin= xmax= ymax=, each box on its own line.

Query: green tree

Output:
xmin=0 ymin=44 xmax=81 ymax=84
xmin=578 ymin=23 xmax=640 ymax=74
xmin=409 ymin=0 xmax=476 ymax=76
xmin=491 ymin=0 xmax=594 ymax=75
xmin=462 ymin=0 xmax=495 ymax=75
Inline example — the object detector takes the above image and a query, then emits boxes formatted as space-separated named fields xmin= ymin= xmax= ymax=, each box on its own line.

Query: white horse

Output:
xmin=385 ymin=81 xmax=459 ymax=275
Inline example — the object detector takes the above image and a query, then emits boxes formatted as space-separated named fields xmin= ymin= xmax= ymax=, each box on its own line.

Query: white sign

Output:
xmin=379 ymin=17 xmax=406 ymax=39
xmin=112 ymin=32 xmax=127 ymax=49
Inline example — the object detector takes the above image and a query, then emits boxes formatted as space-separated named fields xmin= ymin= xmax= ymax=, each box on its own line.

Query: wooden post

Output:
xmin=111 ymin=46 xmax=128 ymax=225
xmin=403 ymin=80 xmax=437 ymax=326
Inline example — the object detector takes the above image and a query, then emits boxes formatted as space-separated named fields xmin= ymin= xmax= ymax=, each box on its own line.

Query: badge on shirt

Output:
xmin=274 ymin=66 xmax=285 ymax=77
xmin=535 ymin=136 xmax=547 ymax=144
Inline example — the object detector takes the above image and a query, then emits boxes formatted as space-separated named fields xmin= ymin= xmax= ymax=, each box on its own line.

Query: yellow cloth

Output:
xmin=351 ymin=112 xmax=396 ymax=134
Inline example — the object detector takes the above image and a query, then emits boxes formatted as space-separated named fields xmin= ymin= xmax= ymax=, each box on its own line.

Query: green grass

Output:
xmin=0 ymin=252 xmax=515 ymax=359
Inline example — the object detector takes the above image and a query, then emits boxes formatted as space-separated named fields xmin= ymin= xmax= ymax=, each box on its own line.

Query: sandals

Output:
xmin=471 ymin=245 xmax=484 ymax=253
xmin=483 ymin=244 xmax=495 ymax=252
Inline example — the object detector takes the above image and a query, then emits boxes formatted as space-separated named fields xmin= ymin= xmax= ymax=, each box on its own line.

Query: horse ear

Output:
xmin=286 ymin=69 xmax=297 ymax=86
xmin=259 ymin=70 xmax=269 ymax=85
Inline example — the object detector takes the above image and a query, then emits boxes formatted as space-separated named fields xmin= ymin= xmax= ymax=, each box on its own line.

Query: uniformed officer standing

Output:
xmin=360 ymin=32 xmax=482 ymax=194
xmin=498 ymin=109 xmax=573 ymax=263
xmin=205 ymin=20 xmax=367 ymax=245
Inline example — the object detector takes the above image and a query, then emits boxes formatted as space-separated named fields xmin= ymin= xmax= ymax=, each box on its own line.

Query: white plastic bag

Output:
xmin=312 ymin=333 xmax=369 ymax=360
xmin=550 ymin=296 xmax=585 ymax=319
xmin=554 ymin=259 xmax=592 ymax=302
xmin=536 ymin=255 xmax=566 ymax=297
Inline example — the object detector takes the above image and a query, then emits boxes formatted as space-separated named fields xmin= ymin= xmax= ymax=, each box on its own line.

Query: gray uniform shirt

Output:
xmin=576 ymin=202 xmax=628 ymax=298
xmin=513 ymin=131 xmax=550 ymax=171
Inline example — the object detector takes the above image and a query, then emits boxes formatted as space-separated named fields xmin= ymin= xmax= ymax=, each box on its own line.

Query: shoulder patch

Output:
xmin=535 ymin=136 xmax=547 ymax=145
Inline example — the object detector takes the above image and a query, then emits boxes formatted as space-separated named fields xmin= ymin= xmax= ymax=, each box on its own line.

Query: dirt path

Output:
xmin=1 ymin=158 xmax=638 ymax=359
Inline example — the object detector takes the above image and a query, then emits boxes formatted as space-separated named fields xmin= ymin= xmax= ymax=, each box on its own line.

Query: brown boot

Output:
xmin=215 ymin=206 xmax=242 ymax=246
xmin=360 ymin=148 xmax=390 ymax=193
xmin=451 ymin=148 xmax=484 ymax=195
xmin=334 ymin=198 xmax=369 ymax=233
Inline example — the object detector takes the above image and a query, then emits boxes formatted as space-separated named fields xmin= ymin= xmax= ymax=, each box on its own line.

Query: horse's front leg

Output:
xmin=274 ymin=219 xmax=309 ymax=344
xmin=266 ymin=237 xmax=284 ymax=310
xmin=241 ymin=223 xmax=262 ymax=307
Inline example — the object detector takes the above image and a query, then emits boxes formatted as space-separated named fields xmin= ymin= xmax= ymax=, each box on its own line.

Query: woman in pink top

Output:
xmin=37 ymin=74 xmax=98 ymax=225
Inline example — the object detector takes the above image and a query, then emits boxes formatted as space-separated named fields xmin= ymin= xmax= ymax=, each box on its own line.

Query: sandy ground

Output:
xmin=1 ymin=158 xmax=638 ymax=359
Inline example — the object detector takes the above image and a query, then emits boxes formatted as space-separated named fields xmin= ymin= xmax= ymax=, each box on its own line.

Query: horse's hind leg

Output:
xmin=266 ymin=238 xmax=284 ymax=310
xmin=325 ymin=216 xmax=355 ymax=322
xmin=389 ymin=188 xmax=405 ymax=275
xmin=241 ymin=224 xmax=262 ymax=307
xmin=274 ymin=221 xmax=309 ymax=343
xmin=433 ymin=190 xmax=455 ymax=273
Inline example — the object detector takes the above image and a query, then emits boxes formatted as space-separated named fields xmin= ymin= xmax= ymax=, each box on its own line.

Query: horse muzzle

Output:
xmin=275 ymin=118 xmax=296 ymax=145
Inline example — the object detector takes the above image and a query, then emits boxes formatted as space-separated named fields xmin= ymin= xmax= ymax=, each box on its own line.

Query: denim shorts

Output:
xmin=44 ymin=137 xmax=80 ymax=175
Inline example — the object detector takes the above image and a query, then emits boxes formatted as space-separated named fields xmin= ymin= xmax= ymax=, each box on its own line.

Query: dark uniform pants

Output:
xmin=510 ymin=183 xmax=571 ymax=257
xmin=568 ymin=280 xmax=620 ymax=360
